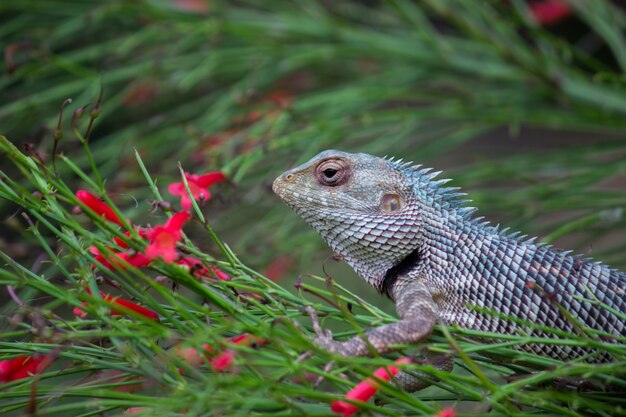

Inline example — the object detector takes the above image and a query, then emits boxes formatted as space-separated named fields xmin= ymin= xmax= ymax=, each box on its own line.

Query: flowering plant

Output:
xmin=2 ymin=0 xmax=626 ymax=414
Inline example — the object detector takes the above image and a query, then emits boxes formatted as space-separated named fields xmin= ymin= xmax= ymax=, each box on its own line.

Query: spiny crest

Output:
xmin=385 ymin=156 xmax=477 ymax=217
xmin=383 ymin=155 xmax=561 ymax=248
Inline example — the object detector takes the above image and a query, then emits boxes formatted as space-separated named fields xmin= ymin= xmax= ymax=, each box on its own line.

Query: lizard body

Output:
xmin=273 ymin=150 xmax=625 ymax=366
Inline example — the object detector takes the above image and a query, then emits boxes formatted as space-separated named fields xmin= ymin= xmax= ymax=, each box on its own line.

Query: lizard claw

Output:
xmin=301 ymin=306 xmax=343 ymax=354
xmin=300 ymin=306 xmax=365 ymax=356
xmin=301 ymin=306 xmax=333 ymax=338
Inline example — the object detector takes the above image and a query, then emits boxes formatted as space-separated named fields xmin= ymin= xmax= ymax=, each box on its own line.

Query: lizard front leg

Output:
xmin=305 ymin=280 xmax=438 ymax=357
xmin=305 ymin=280 xmax=453 ymax=392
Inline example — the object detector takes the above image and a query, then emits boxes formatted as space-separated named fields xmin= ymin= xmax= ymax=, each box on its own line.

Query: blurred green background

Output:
xmin=2 ymin=0 xmax=626 ymax=308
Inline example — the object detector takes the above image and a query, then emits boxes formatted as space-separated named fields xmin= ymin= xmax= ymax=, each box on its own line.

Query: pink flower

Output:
xmin=76 ymin=190 xmax=124 ymax=226
xmin=177 ymin=256 xmax=230 ymax=281
xmin=0 ymin=355 xmax=49 ymax=382
xmin=173 ymin=343 xmax=214 ymax=367
xmin=72 ymin=305 xmax=88 ymax=318
xmin=210 ymin=349 xmax=236 ymax=372
xmin=168 ymin=172 xmax=225 ymax=210
xmin=145 ymin=212 xmax=191 ymax=262
xmin=174 ymin=0 xmax=210 ymax=14
xmin=529 ymin=0 xmax=571 ymax=26
xmin=434 ymin=408 xmax=456 ymax=417
xmin=331 ymin=357 xmax=412 ymax=417
xmin=124 ymin=408 xmax=147 ymax=415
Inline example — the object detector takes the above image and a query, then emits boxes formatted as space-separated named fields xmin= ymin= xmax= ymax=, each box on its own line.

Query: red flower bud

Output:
xmin=0 ymin=355 xmax=49 ymax=382
xmin=529 ymin=0 xmax=571 ymax=26
xmin=331 ymin=357 xmax=411 ymax=417
xmin=434 ymin=407 xmax=456 ymax=417
xmin=228 ymin=333 xmax=267 ymax=347
xmin=177 ymin=257 xmax=230 ymax=281
xmin=75 ymin=190 xmax=124 ymax=226
xmin=74 ymin=290 xmax=159 ymax=321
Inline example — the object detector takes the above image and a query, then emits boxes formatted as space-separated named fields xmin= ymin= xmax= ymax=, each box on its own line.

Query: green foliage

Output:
xmin=1 ymin=134 xmax=626 ymax=416
xmin=1 ymin=1 xmax=626 ymax=416
xmin=2 ymin=0 xmax=626 ymax=271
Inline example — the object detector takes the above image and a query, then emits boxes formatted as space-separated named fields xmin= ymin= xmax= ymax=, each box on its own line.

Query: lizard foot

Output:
xmin=301 ymin=306 xmax=333 ymax=337
xmin=301 ymin=306 xmax=353 ymax=355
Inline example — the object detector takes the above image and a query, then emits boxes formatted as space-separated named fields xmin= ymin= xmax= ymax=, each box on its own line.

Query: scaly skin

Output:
xmin=273 ymin=150 xmax=625 ymax=383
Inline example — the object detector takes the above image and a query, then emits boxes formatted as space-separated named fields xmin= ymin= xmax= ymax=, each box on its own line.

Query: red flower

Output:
xmin=228 ymin=333 xmax=267 ymax=348
xmin=263 ymin=255 xmax=293 ymax=281
xmin=90 ymin=229 xmax=151 ymax=270
xmin=174 ymin=333 xmax=267 ymax=373
xmin=90 ymin=246 xmax=152 ymax=270
xmin=210 ymin=350 xmax=235 ymax=372
xmin=124 ymin=408 xmax=147 ymax=415
xmin=111 ymin=372 xmax=146 ymax=393
xmin=122 ymin=82 xmax=159 ymax=107
xmin=209 ymin=333 xmax=268 ymax=372
xmin=76 ymin=190 xmax=124 ymax=226
xmin=434 ymin=407 xmax=456 ymax=417
xmin=331 ymin=357 xmax=411 ymax=417
xmin=167 ymin=172 xmax=225 ymax=210
xmin=173 ymin=342 xmax=228 ymax=372
xmin=174 ymin=0 xmax=210 ymax=14
xmin=262 ymin=90 xmax=294 ymax=109
xmin=174 ymin=343 xmax=214 ymax=367
xmin=529 ymin=0 xmax=572 ymax=26
xmin=74 ymin=290 xmax=159 ymax=321
xmin=105 ymin=295 xmax=159 ymax=320
xmin=0 ymin=355 xmax=49 ymax=382
xmin=145 ymin=212 xmax=191 ymax=262
xmin=177 ymin=256 xmax=230 ymax=281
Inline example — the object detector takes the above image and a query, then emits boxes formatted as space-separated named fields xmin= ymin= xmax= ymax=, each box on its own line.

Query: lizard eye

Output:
xmin=315 ymin=159 xmax=349 ymax=186
xmin=381 ymin=193 xmax=402 ymax=213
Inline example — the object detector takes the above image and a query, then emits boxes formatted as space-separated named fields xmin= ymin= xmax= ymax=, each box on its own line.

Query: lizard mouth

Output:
xmin=272 ymin=176 xmax=290 ymax=202
xmin=272 ymin=176 xmax=308 ymax=211
xmin=272 ymin=177 xmax=338 ymax=211
xmin=271 ymin=176 xmax=284 ymax=196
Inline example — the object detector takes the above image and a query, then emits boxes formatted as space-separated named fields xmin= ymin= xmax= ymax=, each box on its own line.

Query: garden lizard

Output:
xmin=273 ymin=150 xmax=625 ymax=390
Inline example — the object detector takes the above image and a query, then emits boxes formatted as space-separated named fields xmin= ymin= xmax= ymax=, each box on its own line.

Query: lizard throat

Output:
xmin=380 ymin=247 xmax=423 ymax=298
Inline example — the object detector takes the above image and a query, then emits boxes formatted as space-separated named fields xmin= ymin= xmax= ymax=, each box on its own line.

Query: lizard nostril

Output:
xmin=286 ymin=174 xmax=294 ymax=181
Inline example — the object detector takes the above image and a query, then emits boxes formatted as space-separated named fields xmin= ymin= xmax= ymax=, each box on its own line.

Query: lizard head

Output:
xmin=273 ymin=150 xmax=424 ymax=292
